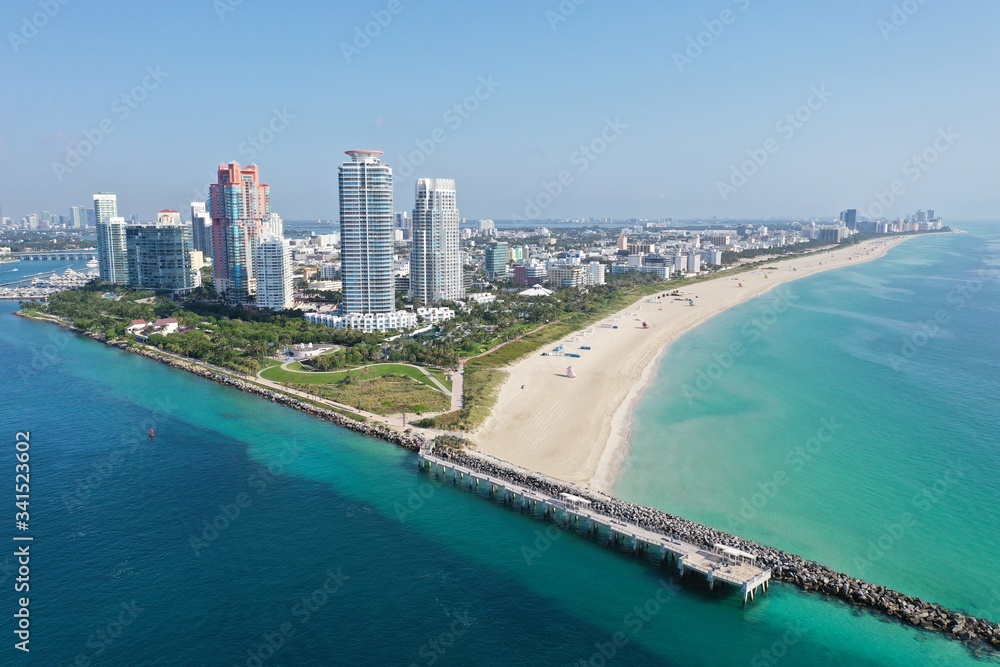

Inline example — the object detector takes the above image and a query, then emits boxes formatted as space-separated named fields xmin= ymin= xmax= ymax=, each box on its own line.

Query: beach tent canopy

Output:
xmin=519 ymin=285 xmax=554 ymax=297
xmin=560 ymin=493 xmax=592 ymax=506
xmin=715 ymin=544 xmax=756 ymax=561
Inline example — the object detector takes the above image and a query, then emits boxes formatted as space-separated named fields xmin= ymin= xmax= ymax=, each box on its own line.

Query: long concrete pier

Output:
xmin=14 ymin=250 xmax=97 ymax=261
xmin=418 ymin=447 xmax=771 ymax=604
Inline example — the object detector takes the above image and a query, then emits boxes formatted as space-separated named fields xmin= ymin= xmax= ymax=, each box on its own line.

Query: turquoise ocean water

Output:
xmin=0 ymin=239 xmax=996 ymax=666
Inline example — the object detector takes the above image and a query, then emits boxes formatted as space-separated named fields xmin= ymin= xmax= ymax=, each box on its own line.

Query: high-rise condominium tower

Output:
xmin=190 ymin=201 xmax=213 ymax=257
xmin=69 ymin=206 xmax=87 ymax=229
xmin=410 ymin=178 xmax=463 ymax=304
xmin=339 ymin=150 xmax=394 ymax=314
xmin=209 ymin=162 xmax=270 ymax=303
xmin=94 ymin=193 xmax=127 ymax=283
xmin=255 ymin=236 xmax=294 ymax=311
xmin=93 ymin=192 xmax=118 ymax=226
xmin=125 ymin=223 xmax=200 ymax=292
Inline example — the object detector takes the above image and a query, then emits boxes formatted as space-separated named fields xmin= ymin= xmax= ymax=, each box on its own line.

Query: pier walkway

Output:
xmin=14 ymin=250 xmax=97 ymax=261
xmin=418 ymin=448 xmax=771 ymax=604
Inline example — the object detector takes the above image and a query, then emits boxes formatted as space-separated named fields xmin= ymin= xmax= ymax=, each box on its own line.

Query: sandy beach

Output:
xmin=473 ymin=236 xmax=917 ymax=490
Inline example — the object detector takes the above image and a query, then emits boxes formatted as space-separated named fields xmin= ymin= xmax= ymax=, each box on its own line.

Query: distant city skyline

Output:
xmin=1 ymin=1 xmax=998 ymax=222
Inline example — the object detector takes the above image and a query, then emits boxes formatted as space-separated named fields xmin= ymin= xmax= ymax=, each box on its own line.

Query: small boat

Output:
xmin=149 ymin=428 xmax=156 ymax=438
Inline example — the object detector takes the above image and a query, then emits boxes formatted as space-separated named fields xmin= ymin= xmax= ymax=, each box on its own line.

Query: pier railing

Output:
xmin=418 ymin=448 xmax=771 ymax=604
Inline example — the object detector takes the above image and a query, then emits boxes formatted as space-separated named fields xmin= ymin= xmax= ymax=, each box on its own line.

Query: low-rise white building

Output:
xmin=306 ymin=311 xmax=418 ymax=333
xmin=415 ymin=307 xmax=455 ymax=324
xmin=466 ymin=292 xmax=497 ymax=305
xmin=152 ymin=318 xmax=179 ymax=334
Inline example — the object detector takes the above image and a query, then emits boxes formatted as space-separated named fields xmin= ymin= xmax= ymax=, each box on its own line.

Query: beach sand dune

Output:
xmin=473 ymin=236 xmax=914 ymax=490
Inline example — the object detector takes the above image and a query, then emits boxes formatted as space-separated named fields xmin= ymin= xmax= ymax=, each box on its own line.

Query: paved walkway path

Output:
xmin=450 ymin=363 xmax=464 ymax=412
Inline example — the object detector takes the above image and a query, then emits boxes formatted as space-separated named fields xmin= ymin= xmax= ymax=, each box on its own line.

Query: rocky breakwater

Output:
xmin=431 ymin=446 xmax=1000 ymax=654
xmin=107 ymin=340 xmax=427 ymax=452
xmin=13 ymin=311 xmax=427 ymax=450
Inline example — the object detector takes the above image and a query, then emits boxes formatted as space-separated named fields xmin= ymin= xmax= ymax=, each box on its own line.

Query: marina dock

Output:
xmin=418 ymin=448 xmax=771 ymax=604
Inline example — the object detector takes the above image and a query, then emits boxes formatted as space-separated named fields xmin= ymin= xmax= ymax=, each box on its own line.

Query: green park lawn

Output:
xmin=261 ymin=361 xmax=447 ymax=392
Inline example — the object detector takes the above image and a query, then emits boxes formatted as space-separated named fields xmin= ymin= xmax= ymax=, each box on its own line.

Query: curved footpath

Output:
xmin=15 ymin=310 xmax=1000 ymax=656
xmin=265 ymin=360 xmax=453 ymax=396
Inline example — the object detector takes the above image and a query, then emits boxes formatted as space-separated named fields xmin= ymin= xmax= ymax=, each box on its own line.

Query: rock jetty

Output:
xmin=431 ymin=447 xmax=1000 ymax=654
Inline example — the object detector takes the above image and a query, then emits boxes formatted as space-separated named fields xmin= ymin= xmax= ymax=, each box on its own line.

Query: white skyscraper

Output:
xmin=69 ymin=206 xmax=87 ymax=229
xmin=94 ymin=194 xmax=127 ymax=283
xmin=263 ymin=211 xmax=284 ymax=240
xmin=93 ymin=192 xmax=118 ymax=227
xmin=190 ymin=201 xmax=213 ymax=257
xmin=339 ymin=150 xmax=394 ymax=314
xmin=97 ymin=217 xmax=128 ymax=284
xmin=410 ymin=178 xmax=463 ymax=304
xmin=255 ymin=236 xmax=294 ymax=311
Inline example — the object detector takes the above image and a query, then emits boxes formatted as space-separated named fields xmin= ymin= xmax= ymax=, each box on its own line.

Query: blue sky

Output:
xmin=1 ymin=0 xmax=997 ymax=222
